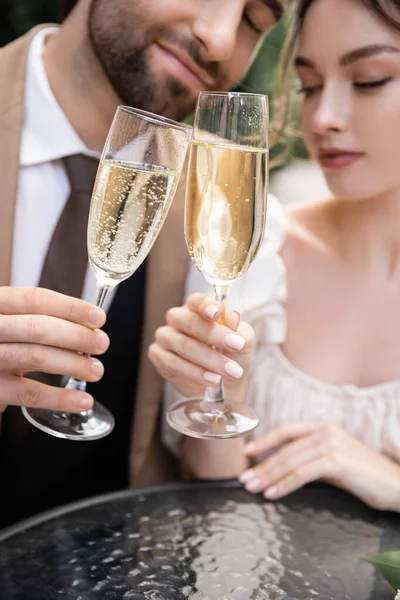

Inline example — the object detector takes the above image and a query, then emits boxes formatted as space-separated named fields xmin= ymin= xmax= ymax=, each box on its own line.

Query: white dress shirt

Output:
xmin=12 ymin=27 xmax=100 ymax=303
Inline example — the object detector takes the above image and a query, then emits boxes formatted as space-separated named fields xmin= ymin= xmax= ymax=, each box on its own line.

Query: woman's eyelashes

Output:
xmin=353 ymin=76 xmax=393 ymax=89
xmin=297 ymin=76 xmax=393 ymax=97
xmin=297 ymin=84 xmax=321 ymax=97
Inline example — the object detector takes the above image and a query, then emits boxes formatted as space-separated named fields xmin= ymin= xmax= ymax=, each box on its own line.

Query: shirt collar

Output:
xmin=20 ymin=27 xmax=99 ymax=167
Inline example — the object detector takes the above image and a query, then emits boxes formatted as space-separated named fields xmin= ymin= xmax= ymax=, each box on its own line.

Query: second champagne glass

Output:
xmin=167 ymin=91 xmax=269 ymax=439
xmin=22 ymin=106 xmax=192 ymax=441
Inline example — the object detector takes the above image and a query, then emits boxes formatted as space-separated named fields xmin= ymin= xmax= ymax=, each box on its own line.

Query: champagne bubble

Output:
xmin=88 ymin=160 xmax=178 ymax=282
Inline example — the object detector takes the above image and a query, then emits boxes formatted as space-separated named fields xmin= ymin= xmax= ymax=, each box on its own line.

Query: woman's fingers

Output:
xmin=263 ymin=457 xmax=333 ymax=500
xmin=166 ymin=307 xmax=248 ymax=353
xmin=148 ymin=342 xmax=221 ymax=387
xmin=154 ymin=326 xmax=244 ymax=381
xmin=223 ymin=310 xmax=241 ymax=331
xmin=150 ymin=295 xmax=254 ymax=399
xmin=185 ymin=294 xmax=241 ymax=330
xmin=240 ymin=432 xmax=324 ymax=493
xmin=186 ymin=294 xmax=221 ymax=321
xmin=243 ymin=421 xmax=327 ymax=456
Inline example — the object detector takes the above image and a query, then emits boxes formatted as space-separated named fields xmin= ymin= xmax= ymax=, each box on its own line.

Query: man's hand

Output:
xmin=0 ymin=287 xmax=110 ymax=414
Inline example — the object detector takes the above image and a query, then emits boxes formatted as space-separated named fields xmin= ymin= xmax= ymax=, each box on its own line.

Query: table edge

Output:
xmin=0 ymin=479 xmax=242 ymax=542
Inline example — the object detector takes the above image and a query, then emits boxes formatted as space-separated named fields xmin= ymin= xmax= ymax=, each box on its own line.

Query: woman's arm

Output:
xmin=181 ymin=437 xmax=249 ymax=480
xmin=149 ymin=293 xmax=255 ymax=480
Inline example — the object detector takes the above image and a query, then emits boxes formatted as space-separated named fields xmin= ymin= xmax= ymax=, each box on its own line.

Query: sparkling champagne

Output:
xmin=185 ymin=140 xmax=268 ymax=285
xmin=88 ymin=159 xmax=179 ymax=283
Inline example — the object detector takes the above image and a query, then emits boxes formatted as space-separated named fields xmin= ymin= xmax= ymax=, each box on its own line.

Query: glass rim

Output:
xmin=117 ymin=105 xmax=193 ymax=133
xmin=197 ymin=91 xmax=268 ymax=101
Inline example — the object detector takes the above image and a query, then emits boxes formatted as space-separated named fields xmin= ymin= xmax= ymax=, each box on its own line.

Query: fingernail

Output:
xmin=78 ymin=395 xmax=93 ymax=409
xmin=224 ymin=362 xmax=244 ymax=379
xmin=205 ymin=305 xmax=219 ymax=320
xmin=239 ymin=470 xmax=255 ymax=484
xmin=91 ymin=360 xmax=104 ymax=378
xmin=204 ymin=372 xmax=222 ymax=384
xmin=245 ymin=479 xmax=262 ymax=493
xmin=224 ymin=334 xmax=246 ymax=351
xmin=96 ymin=331 xmax=109 ymax=352
xmin=89 ymin=307 xmax=104 ymax=326
xmin=244 ymin=442 xmax=256 ymax=454
xmin=264 ymin=486 xmax=278 ymax=500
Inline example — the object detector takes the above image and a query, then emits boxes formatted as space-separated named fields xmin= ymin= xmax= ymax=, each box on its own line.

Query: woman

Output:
xmin=149 ymin=0 xmax=400 ymax=512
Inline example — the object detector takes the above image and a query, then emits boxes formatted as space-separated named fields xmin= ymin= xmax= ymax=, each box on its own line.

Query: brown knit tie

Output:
xmin=39 ymin=154 xmax=99 ymax=298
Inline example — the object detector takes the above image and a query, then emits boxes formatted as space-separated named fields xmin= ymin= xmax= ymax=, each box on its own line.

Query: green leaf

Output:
xmin=359 ymin=551 xmax=400 ymax=593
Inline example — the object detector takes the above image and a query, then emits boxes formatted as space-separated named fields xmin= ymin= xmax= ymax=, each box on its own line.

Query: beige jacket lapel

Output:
xmin=0 ymin=27 xmax=48 ymax=435
xmin=130 ymin=167 xmax=189 ymax=486
xmin=0 ymin=30 xmax=40 ymax=287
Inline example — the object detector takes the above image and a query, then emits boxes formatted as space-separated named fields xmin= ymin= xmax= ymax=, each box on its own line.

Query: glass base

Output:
xmin=166 ymin=397 xmax=259 ymax=439
xmin=21 ymin=401 xmax=115 ymax=441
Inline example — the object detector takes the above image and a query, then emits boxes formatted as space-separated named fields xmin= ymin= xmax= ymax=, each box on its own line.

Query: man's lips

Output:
xmin=154 ymin=41 xmax=214 ymax=90
xmin=318 ymin=148 xmax=364 ymax=169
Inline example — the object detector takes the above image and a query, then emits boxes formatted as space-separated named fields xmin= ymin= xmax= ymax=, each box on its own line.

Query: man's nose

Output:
xmin=192 ymin=0 xmax=244 ymax=63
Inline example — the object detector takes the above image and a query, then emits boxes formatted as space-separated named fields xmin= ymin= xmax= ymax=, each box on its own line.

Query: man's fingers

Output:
xmin=0 ymin=375 xmax=94 ymax=414
xmin=0 ymin=314 xmax=109 ymax=355
xmin=0 ymin=287 xmax=105 ymax=329
xmin=0 ymin=343 xmax=104 ymax=382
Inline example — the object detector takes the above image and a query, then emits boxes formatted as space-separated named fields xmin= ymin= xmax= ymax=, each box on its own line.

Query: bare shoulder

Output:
xmin=282 ymin=199 xmax=340 ymax=256
xmin=280 ymin=199 xmax=342 ymax=291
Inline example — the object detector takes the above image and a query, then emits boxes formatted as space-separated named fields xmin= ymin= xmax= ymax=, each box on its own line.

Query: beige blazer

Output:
xmin=0 ymin=26 xmax=190 ymax=487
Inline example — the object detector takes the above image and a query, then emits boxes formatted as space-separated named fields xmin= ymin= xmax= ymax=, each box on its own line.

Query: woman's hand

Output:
xmin=239 ymin=420 xmax=400 ymax=511
xmin=149 ymin=293 xmax=255 ymax=401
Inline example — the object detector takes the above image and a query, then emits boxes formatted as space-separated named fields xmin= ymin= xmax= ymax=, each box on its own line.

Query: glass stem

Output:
xmin=64 ymin=283 xmax=114 ymax=399
xmin=203 ymin=284 xmax=231 ymax=410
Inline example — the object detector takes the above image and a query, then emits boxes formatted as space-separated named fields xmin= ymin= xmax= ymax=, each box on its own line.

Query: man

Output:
xmin=0 ymin=0 xmax=283 ymax=527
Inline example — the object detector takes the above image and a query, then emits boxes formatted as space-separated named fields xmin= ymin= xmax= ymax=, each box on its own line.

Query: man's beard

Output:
xmin=113 ymin=53 xmax=191 ymax=118
xmin=88 ymin=10 xmax=203 ymax=120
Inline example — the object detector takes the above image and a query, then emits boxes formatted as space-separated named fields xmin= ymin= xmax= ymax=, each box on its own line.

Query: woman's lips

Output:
xmin=318 ymin=150 xmax=364 ymax=169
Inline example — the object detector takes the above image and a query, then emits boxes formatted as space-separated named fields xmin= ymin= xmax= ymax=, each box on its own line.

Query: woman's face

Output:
xmin=297 ymin=0 xmax=400 ymax=201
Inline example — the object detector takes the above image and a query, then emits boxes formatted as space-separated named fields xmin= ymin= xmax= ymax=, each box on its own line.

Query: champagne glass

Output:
xmin=22 ymin=106 xmax=192 ymax=441
xmin=167 ymin=91 xmax=268 ymax=439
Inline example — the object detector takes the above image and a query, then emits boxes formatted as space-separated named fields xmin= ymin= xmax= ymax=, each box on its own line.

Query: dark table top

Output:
xmin=0 ymin=481 xmax=399 ymax=600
